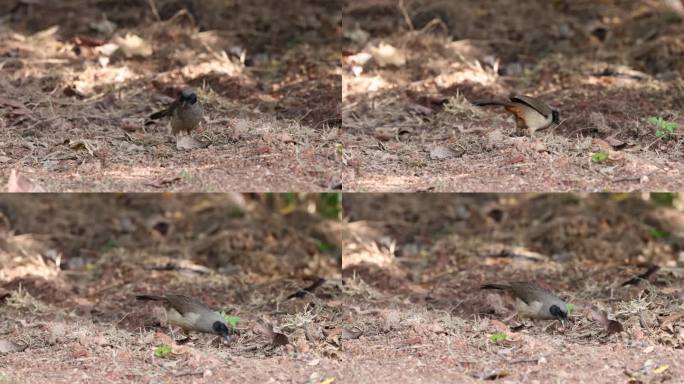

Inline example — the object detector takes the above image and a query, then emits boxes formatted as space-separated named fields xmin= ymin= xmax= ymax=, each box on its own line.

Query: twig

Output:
xmin=397 ymin=0 xmax=414 ymax=30
xmin=146 ymin=0 xmax=161 ymax=21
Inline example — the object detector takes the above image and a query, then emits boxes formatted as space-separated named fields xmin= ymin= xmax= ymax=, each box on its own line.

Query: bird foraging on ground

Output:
xmin=481 ymin=281 xmax=568 ymax=321
xmin=135 ymin=294 xmax=230 ymax=340
xmin=148 ymin=88 xmax=203 ymax=137
xmin=472 ymin=94 xmax=559 ymax=136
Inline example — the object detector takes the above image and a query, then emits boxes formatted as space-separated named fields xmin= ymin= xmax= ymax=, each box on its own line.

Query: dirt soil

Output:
xmin=341 ymin=0 xmax=684 ymax=192
xmin=0 ymin=0 xmax=342 ymax=192
xmin=341 ymin=193 xmax=684 ymax=383
xmin=0 ymin=194 xmax=346 ymax=383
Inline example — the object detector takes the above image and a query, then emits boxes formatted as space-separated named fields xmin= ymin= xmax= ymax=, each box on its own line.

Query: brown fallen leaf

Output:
xmin=72 ymin=36 xmax=106 ymax=48
xmin=489 ymin=319 xmax=510 ymax=333
xmin=622 ymin=265 xmax=660 ymax=286
xmin=341 ymin=328 xmax=363 ymax=340
xmin=287 ymin=278 xmax=325 ymax=299
xmin=604 ymin=135 xmax=626 ymax=148
xmin=65 ymin=139 xmax=97 ymax=156
xmin=253 ymin=319 xmax=289 ymax=347
xmin=660 ymin=313 xmax=684 ymax=333
xmin=7 ymin=169 xmax=46 ymax=192
xmin=592 ymin=138 xmax=614 ymax=153
xmin=589 ymin=306 xmax=624 ymax=335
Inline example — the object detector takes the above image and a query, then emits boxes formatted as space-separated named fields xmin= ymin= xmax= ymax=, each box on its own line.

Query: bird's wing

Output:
xmin=508 ymin=282 xmax=556 ymax=305
xmin=472 ymin=99 xmax=513 ymax=107
xmin=164 ymin=295 xmax=211 ymax=315
xmin=509 ymin=95 xmax=552 ymax=116
xmin=149 ymin=99 xmax=179 ymax=120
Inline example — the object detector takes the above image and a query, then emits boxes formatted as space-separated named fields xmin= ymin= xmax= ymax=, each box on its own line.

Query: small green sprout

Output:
xmin=591 ymin=152 xmax=609 ymax=163
xmin=335 ymin=143 xmax=345 ymax=156
xmin=647 ymin=116 xmax=678 ymax=139
xmin=218 ymin=311 xmax=240 ymax=332
xmin=100 ymin=239 xmax=119 ymax=253
xmin=316 ymin=241 xmax=337 ymax=252
xmin=154 ymin=344 xmax=172 ymax=358
xmin=648 ymin=228 xmax=671 ymax=239
xmin=566 ymin=303 xmax=575 ymax=315
xmin=489 ymin=332 xmax=508 ymax=344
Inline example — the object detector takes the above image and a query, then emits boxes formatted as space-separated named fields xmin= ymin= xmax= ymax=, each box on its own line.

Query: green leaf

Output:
xmin=489 ymin=332 xmax=508 ymax=344
xmin=154 ymin=344 xmax=172 ymax=358
xmin=649 ymin=227 xmax=671 ymax=239
xmin=650 ymin=193 xmax=674 ymax=207
xmin=566 ymin=303 xmax=575 ymax=315
xmin=649 ymin=116 xmax=678 ymax=139
xmin=591 ymin=152 xmax=609 ymax=163
xmin=316 ymin=241 xmax=337 ymax=252
xmin=218 ymin=311 xmax=240 ymax=331
xmin=647 ymin=116 xmax=662 ymax=126
xmin=318 ymin=193 xmax=342 ymax=219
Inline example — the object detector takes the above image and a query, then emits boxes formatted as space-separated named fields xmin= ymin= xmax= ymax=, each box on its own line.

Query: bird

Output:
xmin=480 ymin=282 xmax=569 ymax=320
xmin=472 ymin=94 xmax=559 ymax=136
xmin=148 ymin=88 xmax=203 ymax=137
xmin=135 ymin=294 xmax=230 ymax=339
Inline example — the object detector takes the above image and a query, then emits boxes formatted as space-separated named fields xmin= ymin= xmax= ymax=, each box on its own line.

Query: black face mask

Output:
xmin=549 ymin=305 xmax=567 ymax=320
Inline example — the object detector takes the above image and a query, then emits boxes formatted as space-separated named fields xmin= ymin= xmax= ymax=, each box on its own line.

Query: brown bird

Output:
xmin=481 ymin=282 xmax=568 ymax=320
xmin=135 ymin=294 xmax=230 ymax=339
xmin=148 ymin=88 xmax=203 ymax=136
xmin=472 ymin=94 xmax=559 ymax=136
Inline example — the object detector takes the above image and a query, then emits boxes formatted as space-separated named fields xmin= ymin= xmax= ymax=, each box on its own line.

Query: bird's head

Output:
xmin=212 ymin=321 xmax=230 ymax=339
xmin=552 ymin=109 xmax=560 ymax=125
xmin=179 ymin=89 xmax=198 ymax=107
xmin=549 ymin=304 xmax=568 ymax=320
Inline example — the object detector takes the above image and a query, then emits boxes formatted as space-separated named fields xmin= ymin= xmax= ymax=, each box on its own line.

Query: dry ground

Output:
xmin=0 ymin=0 xmax=342 ymax=192
xmin=341 ymin=193 xmax=684 ymax=383
xmin=0 ymin=194 xmax=346 ymax=383
xmin=341 ymin=0 xmax=684 ymax=192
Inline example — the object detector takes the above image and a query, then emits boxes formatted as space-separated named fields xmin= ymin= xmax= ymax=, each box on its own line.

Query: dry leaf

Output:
xmin=114 ymin=33 xmax=152 ymax=58
xmin=7 ymin=169 xmax=46 ymax=192
xmin=605 ymin=135 xmax=626 ymax=148
xmin=254 ymin=319 xmax=289 ymax=347
xmin=341 ymin=328 xmax=363 ymax=340
xmin=66 ymin=139 xmax=97 ymax=156
xmin=368 ymin=43 xmax=406 ymax=67
xmin=589 ymin=306 xmax=624 ymax=335
xmin=489 ymin=319 xmax=509 ymax=333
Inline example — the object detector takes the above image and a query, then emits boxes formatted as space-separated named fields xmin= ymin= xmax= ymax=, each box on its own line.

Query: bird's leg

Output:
xmin=513 ymin=117 xmax=527 ymax=137
xmin=168 ymin=325 xmax=177 ymax=341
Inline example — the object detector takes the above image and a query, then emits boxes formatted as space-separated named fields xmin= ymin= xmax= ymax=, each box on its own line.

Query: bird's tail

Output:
xmin=135 ymin=294 xmax=167 ymax=302
xmin=480 ymin=283 xmax=511 ymax=290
